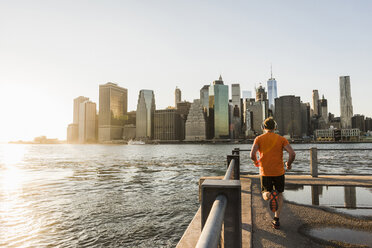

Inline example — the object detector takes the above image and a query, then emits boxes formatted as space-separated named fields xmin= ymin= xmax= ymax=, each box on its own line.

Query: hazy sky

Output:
xmin=1 ymin=0 xmax=371 ymax=141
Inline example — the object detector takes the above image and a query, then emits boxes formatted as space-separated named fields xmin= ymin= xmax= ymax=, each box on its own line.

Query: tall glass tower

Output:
xmin=98 ymin=82 xmax=127 ymax=142
xmin=208 ymin=75 xmax=229 ymax=139
xmin=136 ymin=90 xmax=156 ymax=139
xmin=340 ymin=76 xmax=353 ymax=128
xmin=267 ymin=68 xmax=277 ymax=111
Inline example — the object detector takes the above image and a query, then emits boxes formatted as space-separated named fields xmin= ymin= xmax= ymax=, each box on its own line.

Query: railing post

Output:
xmin=232 ymin=148 xmax=240 ymax=156
xmin=310 ymin=147 xmax=318 ymax=177
xmin=227 ymin=155 xmax=240 ymax=180
xmin=201 ymin=179 xmax=242 ymax=248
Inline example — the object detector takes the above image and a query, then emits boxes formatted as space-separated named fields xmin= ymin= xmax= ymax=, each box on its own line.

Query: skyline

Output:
xmin=1 ymin=0 xmax=372 ymax=141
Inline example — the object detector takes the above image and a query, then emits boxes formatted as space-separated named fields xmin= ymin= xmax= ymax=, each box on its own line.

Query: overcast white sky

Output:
xmin=1 ymin=0 xmax=371 ymax=141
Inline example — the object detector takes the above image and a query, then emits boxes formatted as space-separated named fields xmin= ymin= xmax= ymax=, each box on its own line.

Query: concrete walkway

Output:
xmin=177 ymin=175 xmax=372 ymax=248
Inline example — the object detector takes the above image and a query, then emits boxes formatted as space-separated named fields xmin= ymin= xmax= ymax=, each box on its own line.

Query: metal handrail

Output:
xmin=223 ymin=159 xmax=235 ymax=180
xmin=237 ymin=148 xmax=372 ymax=152
xmin=195 ymin=194 xmax=227 ymax=248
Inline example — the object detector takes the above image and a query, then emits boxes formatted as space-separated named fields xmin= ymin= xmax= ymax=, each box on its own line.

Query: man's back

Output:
xmin=253 ymin=132 xmax=289 ymax=176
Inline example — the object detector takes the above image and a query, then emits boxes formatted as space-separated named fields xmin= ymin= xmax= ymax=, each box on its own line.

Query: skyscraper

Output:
xmin=274 ymin=95 xmax=302 ymax=138
xmin=67 ymin=96 xmax=89 ymax=143
xmin=267 ymin=68 xmax=277 ymax=111
xmin=340 ymin=76 xmax=353 ymax=129
xmin=175 ymin=87 xmax=181 ymax=108
xmin=255 ymin=85 xmax=267 ymax=101
xmin=79 ymin=100 xmax=97 ymax=143
xmin=200 ymin=85 xmax=209 ymax=110
xmin=136 ymin=90 xmax=156 ymax=139
xmin=98 ymin=82 xmax=128 ymax=142
xmin=312 ymin=90 xmax=319 ymax=116
xmin=74 ymin=96 xmax=89 ymax=124
xmin=208 ymin=75 xmax=229 ymax=139
xmin=185 ymin=99 xmax=207 ymax=141
xmin=231 ymin=84 xmax=241 ymax=117
xmin=318 ymin=95 xmax=328 ymax=124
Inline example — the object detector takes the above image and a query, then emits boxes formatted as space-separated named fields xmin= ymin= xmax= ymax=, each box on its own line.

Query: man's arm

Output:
xmin=284 ymin=144 xmax=296 ymax=170
xmin=250 ymin=143 xmax=259 ymax=166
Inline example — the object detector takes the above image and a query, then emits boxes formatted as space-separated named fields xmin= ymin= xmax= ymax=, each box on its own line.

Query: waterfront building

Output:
xmin=341 ymin=128 xmax=360 ymax=141
xmin=318 ymin=95 xmax=328 ymax=124
xmin=352 ymin=114 xmax=365 ymax=132
xmin=122 ymin=111 xmax=136 ymax=140
xmin=154 ymin=109 xmax=182 ymax=140
xmin=175 ymin=87 xmax=181 ymax=108
xmin=267 ymin=74 xmax=277 ymax=112
xmin=79 ymin=100 xmax=97 ymax=143
xmin=255 ymin=85 xmax=267 ymax=101
xmin=67 ymin=124 xmax=79 ymax=143
xmin=340 ymin=76 xmax=353 ymax=128
xmin=136 ymin=90 xmax=156 ymax=140
xmin=301 ymin=102 xmax=311 ymax=137
xmin=312 ymin=90 xmax=319 ymax=116
xmin=123 ymin=124 xmax=136 ymax=140
xmin=185 ymin=99 xmax=207 ymax=141
xmin=243 ymin=98 xmax=268 ymax=136
xmin=176 ymin=101 xmax=191 ymax=140
xmin=365 ymin=117 xmax=372 ymax=132
xmin=315 ymin=129 xmax=335 ymax=142
xmin=74 ymin=96 xmax=89 ymax=124
xmin=98 ymin=82 xmax=128 ymax=142
xmin=208 ymin=76 xmax=229 ymax=139
xmin=274 ymin=95 xmax=302 ymax=138
xmin=200 ymin=85 xmax=209 ymax=111
xmin=67 ymin=96 xmax=89 ymax=143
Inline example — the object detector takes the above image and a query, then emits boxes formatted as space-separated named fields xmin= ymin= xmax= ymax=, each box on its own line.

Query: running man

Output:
xmin=250 ymin=117 xmax=296 ymax=229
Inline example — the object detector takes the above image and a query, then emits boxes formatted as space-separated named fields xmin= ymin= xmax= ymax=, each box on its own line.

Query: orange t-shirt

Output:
xmin=253 ymin=132 xmax=289 ymax=176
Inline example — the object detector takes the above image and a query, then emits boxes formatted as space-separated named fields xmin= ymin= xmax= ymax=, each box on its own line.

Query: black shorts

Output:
xmin=260 ymin=174 xmax=285 ymax=193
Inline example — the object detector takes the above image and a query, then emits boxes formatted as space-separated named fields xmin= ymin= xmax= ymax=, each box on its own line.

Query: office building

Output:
xmin=200 ymin=85 xmax=209 ymax=110
xmin=79 ymin=100 xmax=97 ymax=143
xmin=365 ymin=117 xmax=372 ymax=132
xmin=154 ymin=109 xmax=182 ymax=140
xmin=340 ymin=76 xmax=353 ymax=128
xmin=301 ymin=102 xmax=311 ymax=137
xmin=275 ymin=95 xmax=302 ymax=138
xmin=74 ymin=96 xmax=89 ymax=124
xmin=67 ymin=124 xmax=79 ymax=143
xmin=185 ymin=99 xmax=207 ymax=141
xmin=312 ymin=90 xmax=319 ymax=116
xmin=243 ymin=98 xmax=268 ymax=135
xmin=122 ymin=111 xmax=136 ymax=140
xmin=208 ymin=76 xmax=229 ymax=139
xmin=67 ymin=96 xmax=89 ymax=143
xmin=352 ymin=114 xmax=365 ymax=132
xmin=256 ymin=85 xmax=267 ymax=101
xmin=318 ymin=95 xmax=328 ymax=124
xmin=176 ymin=101 xmax=191 ymax=140
xmin=267 ymin=71 xmax=277 ymax=111
xmin=136 ymin=90 xmax=156 ymax=139
xmin=98 ymin=82 xmax=128 ymax=142
xmin=175 ymin=87 xmax=181 ymax=108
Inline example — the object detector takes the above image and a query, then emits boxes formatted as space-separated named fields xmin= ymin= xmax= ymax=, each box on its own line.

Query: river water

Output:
xmin=0 ymin=143 xmax=372 ymax=247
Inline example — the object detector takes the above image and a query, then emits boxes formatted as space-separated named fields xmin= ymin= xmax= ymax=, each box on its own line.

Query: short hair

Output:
xmin=263 ymin=117 xmax=276 ymax=130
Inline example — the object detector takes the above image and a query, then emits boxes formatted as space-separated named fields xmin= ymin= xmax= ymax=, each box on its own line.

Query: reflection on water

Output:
xmin=308 ymin=227 xmax=372 ymax=247
xmin=1 ymin=143 xmax=372 ymax=247
xmin=284 ymin=185 xmax=372 ymax=217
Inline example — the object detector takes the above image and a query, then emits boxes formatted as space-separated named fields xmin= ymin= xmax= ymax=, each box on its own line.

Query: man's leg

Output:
xmin=274 ymin=193 xmax=283 ymax=218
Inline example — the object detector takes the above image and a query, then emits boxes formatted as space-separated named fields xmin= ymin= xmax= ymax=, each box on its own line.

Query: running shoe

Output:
xmin=269 ymin=190 xmax=279 ymax=212
xmin=271 ymin=218 xmax=280 ymax=229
